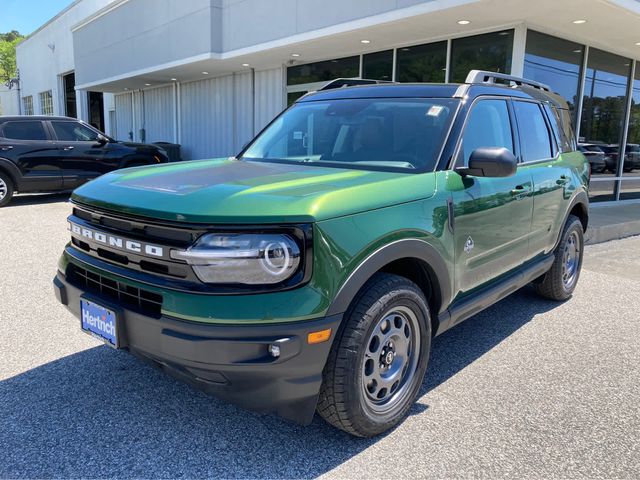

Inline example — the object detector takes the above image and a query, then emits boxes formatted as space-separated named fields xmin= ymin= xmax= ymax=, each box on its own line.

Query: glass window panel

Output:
xmin=287 ymin=91 xmax=306 ymax=107
xmin=39 ymin=90 xmax=53 ymax=115
xmin=450 ymin=30 xmax=514 ymax=83
xmin=622 ymin=64 xmax=640 ymax=184
xmin=580 ymin=48 xmax=631 ymax=201
xmin=513 ymin=101 xmax=553 ymax=161
xmin=287 ymin=56 xmax=360 ymax=86
xmin=22 ymin=96 xmax=33 ymax=115
xmin=580 ymin=48 xmax=630 ymax=146
xmin=619 ymin=178 xmax=640 ymax=200
xmin=395 ymin=41 xmax=447 ymax=83
xmin=524 ymin=30 xmax=584 ymax=119
xmin=1 ymin=121 xmax=47 ymax=140
xmin=51 ymin=121 xmax=100 ymax=142
xmin=589 ymin=179 xmax=617 ymax=202
xmin=459 ymin=99 xmax=513 ymax=166
xmin=362 ymin=50 xmax=393 ymax=81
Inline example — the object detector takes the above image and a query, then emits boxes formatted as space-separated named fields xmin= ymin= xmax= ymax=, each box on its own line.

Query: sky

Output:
xmin=0 ymin=0 xmax=76 ymax=36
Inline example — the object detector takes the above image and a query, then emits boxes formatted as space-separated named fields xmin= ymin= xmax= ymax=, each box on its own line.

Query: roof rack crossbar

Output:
xmin=319 ymin=78 xmax=393 ymax=91
xmin=465 ymin=70 xmax=551 ymax=92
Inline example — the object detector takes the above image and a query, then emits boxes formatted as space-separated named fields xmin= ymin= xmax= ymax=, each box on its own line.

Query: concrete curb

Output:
xmin=585 ymin=221 xmax=640 ymax=245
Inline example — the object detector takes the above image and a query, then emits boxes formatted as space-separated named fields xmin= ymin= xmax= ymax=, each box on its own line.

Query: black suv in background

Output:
xmin=0 ymin=116 xmax=169 ymax=207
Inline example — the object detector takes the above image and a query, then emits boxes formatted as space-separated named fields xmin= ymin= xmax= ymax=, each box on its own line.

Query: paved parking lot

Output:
xmin=1 ymin=193 xmax=639 ymax=479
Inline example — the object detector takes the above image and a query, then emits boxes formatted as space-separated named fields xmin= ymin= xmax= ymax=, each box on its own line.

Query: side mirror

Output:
xmin=95 ymin=134 xmax=109 ymax=146
xmin=456 ymin=147 xmax=517 ymax=178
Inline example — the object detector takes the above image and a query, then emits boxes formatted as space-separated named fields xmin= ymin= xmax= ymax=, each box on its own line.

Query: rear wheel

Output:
xmin=535 ymin=215 xmax=584 ymax=301
xmin=317 ymin=273 xmax=431 ymax=437
xmin=0 ymin=171 xmax=14 ymax=207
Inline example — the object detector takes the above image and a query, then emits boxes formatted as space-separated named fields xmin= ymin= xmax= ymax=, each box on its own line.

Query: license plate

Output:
xmin=80 ymin=299 xmax=118 ymax=348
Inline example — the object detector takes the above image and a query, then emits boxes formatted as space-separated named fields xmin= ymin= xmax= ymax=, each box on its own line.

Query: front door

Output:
xmin=449 ymin=98 xmax=534 ymax=296
xmin=49 ymin=119 xmax=109 ymax=189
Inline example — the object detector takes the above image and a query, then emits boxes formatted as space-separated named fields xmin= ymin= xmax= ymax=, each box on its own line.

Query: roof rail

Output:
xmin=319 ymin=78 xmax=393 ymax=91
xmin=465 ymin=70 xmax=551 ymax=92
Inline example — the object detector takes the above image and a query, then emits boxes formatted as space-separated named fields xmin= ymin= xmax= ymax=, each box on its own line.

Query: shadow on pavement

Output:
xmin=4 ymin=192 xmax=71 ymax=208
xmin=0 ymin=286 xmax=559 ymax=478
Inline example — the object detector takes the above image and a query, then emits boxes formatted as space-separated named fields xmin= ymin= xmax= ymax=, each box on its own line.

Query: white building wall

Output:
xmin=0 ymin=87 xmax=20 ymax=116
xmin=233 ymin=71 xmax=254 ymax=151
xmin=163 ymin=67 xmax=285 ymax=160
xmin=140 ymin=85 xmax=175 ymax=144
xmin=16 ymin=0 xmax=115 ymax=118
xmin=254 ymin=67 xmax=286 ymax=133
xmin=179 ymin=75 xmax=236 ymax=160
xmin=114 ymin=92 xmax=133 ymax=141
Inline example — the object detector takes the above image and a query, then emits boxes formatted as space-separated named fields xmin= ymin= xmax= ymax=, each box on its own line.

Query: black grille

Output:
xmin=68 ymin=265 xmax=163 ymax=318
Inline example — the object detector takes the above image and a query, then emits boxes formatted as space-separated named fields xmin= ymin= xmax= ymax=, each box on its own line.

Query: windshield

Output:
xmin=242 ymin=98 xmax=459 ymax=172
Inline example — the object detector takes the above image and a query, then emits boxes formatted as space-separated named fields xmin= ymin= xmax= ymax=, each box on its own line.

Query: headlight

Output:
xmin=171 ymin=233 xmax=301 ymax=285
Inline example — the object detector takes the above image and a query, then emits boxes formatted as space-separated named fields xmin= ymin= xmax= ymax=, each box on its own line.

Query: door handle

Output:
xmin=60 ymin=146 xmax=74 ymax=151
xmin=0 ymin=145 xmax=13 ymax=151
xmin=510 ymin=184 xmax=531 ymax=196
xmin=556 ymin=175 xmax=569 ymax=185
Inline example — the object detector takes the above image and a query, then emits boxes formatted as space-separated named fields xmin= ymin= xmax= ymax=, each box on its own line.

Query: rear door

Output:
xmin=0 ymin=120 xmax=62 ymax=191
xmin=49 ymin=120 xmax=111 ymax=189
xmin=515 ymin=101 xmax=573 ymax=256
xmin=449 ymin=98 xmax=534 ymax=295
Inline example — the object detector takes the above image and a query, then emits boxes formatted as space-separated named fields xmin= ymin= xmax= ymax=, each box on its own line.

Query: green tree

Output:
xmin=0 ymin=31 xmax=24 ymax=86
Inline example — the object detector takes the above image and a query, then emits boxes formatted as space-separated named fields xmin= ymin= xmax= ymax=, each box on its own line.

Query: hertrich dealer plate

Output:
xmin=80 ymin=299 xmax=119 ymax=348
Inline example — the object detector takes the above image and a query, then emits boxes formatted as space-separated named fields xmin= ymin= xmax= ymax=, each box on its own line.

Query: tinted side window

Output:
xmin=51 ymin=121 xmax=100 ymax=142
xmin=460 ymin=99 xmax=513 ymax=166
xmin=513 ymin=101 xmax=553 ymax=162
xmin=1 ymin=121 xmax=48 ymax=141
xmin=544 ymin=104 xmax=574 ymax=153
xmin=556 ymin=106 xmax=577 ymax=151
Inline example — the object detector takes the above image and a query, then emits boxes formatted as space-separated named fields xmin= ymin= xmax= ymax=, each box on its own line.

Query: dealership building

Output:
xmin=10 ymin=0 xmax=640 ymax=202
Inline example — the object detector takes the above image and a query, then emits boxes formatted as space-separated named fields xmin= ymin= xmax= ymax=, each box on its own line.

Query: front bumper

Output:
xmin=53 ymin=270 xmax=342 ymax=425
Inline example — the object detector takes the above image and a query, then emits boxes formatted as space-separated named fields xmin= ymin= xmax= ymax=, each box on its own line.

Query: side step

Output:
xmin=436 ymin=254 xmax=554 ymax=336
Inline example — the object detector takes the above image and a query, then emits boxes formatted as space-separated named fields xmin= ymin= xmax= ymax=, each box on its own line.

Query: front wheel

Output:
xmin=317 ymin=273 xmax=431 ymax=437
xmin=535 ymin=215 xmax=584 ymax=301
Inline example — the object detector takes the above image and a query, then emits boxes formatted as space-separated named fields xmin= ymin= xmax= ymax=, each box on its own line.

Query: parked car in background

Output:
xmin=0 ymin=116 xmax=169 ymax=207
xmin=600 ymin=144 xmax=640 ymax=173
xmin=578 ymin=143 xmax=607 ymax=173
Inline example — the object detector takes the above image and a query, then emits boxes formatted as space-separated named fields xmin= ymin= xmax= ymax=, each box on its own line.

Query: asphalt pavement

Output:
xmin=1 ymin=193 xmax=639 ymax=479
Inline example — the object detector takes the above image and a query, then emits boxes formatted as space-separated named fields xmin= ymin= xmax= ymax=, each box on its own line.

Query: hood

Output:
xmin=71 ymin=158 xmax=436 ymax=224
xmin=117 ymin=141 xmax=160 ymax=151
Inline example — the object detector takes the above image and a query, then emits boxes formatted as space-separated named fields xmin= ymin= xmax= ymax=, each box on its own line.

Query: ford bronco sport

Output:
xmin=53 ymin=71 xmax=589 ymax=437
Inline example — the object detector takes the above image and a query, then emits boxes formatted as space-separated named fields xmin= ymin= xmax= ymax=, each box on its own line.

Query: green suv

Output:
xmin=53 ymin=71 xmax=589 ymax=437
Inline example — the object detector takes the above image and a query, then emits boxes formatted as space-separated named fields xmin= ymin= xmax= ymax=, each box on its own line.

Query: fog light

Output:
xmin=268 ymin=344 xmax=281 ymax=358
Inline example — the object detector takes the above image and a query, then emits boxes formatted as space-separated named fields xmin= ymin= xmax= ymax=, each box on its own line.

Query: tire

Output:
xmin=317 ymin=273 xmax=432 ymax=437
xmin=0 ymin=170 xmax=14 ymax=207
xmin=535 ymin=215 xmax=584 ymax=301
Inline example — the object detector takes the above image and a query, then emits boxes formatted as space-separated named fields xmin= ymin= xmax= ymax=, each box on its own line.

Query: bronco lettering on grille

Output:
xmin=69 ymin=222 xmax=164 ymax=257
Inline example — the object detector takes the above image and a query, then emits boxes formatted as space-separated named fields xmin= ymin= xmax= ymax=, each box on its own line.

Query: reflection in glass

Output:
xmin=589 ymin=179 xmax=617 ymax=202
xmin=620 ymin=178 xmax=640 ymax=200
xmin=580 ymin=48 xmax=630 ymax=146
xmin=621 ymin=63 xmax=640 ymax=202
xmin=363 ymin=50 xmax=393 ymax=81
xmin=579 ymin=48 xmax=631 ymax=201
xmin=287 ymin=56 xmax=360 ymax=86
xmin=524 ymin=30 xmax=583 ymax=118
xmin=395 ymin=41 xmax=447 ymax=83
xmin=450 ymin=30 xmax=514 ymax=83
xmin=287 ymin=91 xmax=306 ymax=107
